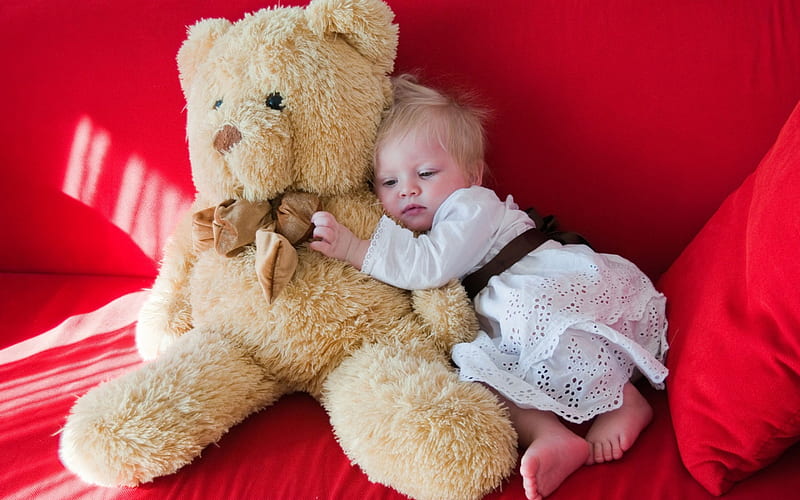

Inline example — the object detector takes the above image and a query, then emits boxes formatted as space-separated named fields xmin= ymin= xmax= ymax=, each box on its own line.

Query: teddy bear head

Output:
xmin=177 ymin=0 xmax=398 ymax=205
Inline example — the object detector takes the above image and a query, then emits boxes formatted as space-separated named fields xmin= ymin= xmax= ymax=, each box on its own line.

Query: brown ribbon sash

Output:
xmin=461 ymin=208 xmax=593 ymax=300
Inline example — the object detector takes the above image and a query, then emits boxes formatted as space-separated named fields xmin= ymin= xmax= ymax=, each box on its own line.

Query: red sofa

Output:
xmin=2 ymin=1 xmax=800 ymax=498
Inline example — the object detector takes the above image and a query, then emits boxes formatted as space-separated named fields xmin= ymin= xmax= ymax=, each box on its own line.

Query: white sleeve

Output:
xmin=361 ymin=188 xmax=501 ymax=290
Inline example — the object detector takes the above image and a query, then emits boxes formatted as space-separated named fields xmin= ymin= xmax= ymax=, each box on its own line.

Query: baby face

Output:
xmin=374 ymin=131 xmax=474 ymax=232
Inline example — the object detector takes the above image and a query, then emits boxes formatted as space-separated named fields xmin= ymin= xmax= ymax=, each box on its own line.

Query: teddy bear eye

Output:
xmin=266 ymin=92 xmax=285 ymax=111
xmin=213 ymin=99 xmax=223 ymax=110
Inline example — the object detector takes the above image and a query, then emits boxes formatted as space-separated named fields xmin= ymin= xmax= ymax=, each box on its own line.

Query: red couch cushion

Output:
xmin=0 ymin=273 xmax=153 ymax=350
xmin=658 ymin=99 xmax=800 ymax=495
xmin=3 ymin=1 xmax=800 ymax=499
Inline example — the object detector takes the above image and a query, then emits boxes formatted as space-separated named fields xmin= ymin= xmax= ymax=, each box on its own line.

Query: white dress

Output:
xmin=362 ymin=186 xmax=668 ymax=423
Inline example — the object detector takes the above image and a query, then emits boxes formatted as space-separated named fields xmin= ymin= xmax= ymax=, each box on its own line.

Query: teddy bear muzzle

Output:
xmin=214 ymin=124 xmax=242 ymax=153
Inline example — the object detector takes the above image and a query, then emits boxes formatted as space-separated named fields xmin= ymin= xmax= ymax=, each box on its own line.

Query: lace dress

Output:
xmin=362 ymin=186 xmax=668 ymax=423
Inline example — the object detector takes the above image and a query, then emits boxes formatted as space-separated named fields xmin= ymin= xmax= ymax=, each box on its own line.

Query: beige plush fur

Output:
xmin=58 ymin=1 xmax=517 ymax=498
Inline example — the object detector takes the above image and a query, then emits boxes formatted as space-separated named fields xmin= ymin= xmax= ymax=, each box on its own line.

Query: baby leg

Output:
xmin=499 ymin=393 xmax=589 ymax=500
xmin=584 ymin=381 xmax=653 ymax=464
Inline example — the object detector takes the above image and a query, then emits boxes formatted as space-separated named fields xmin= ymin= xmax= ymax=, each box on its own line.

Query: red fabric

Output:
xmin=658 ymin=99 xmax=800 ymax=495
xmin=392 ymin=0 xmax=800 ymax=279
xmin=4 ymin=0 xmax=799 ymax=279
xmin=3 ymin=0 xmax=800 ymax=499
xmin=0 ymin=175 xmax=158 ymax=277
xmin=0 ymin=273 xmax=153 ymax=350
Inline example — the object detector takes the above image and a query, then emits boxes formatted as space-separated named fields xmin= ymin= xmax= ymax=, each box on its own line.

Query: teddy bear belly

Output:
xmin=188 ymin=249 xmax=417 ymax=390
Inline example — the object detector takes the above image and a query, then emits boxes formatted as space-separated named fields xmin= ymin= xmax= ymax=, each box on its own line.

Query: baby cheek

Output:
xmin=383 ymin=203 xmax=401 ymax=219
xmin=375 ymin=190 xmax=393 ymax=210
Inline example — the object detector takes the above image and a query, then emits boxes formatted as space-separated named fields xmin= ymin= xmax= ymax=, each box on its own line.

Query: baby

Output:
xmin=310 ymin=74 xmax=668 ymax=500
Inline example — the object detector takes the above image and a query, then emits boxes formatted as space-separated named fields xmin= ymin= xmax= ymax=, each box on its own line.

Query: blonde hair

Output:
xmin=374 ymin=74 xmax=489 ymax=184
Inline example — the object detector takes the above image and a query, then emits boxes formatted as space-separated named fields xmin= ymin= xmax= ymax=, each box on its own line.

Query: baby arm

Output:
xmin=310 ymin=211 xmax=370 ymax=270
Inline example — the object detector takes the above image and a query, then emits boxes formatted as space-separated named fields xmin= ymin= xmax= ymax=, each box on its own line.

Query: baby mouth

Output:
xmin=402 ymin=204 xmax=425 ymax=215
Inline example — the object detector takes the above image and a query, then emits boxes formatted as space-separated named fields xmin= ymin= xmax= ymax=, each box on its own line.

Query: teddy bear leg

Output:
xmin=59 ymin=328 xmax=284 ymax=487
xmin=321 ymin=343 xmax=518 ymax=500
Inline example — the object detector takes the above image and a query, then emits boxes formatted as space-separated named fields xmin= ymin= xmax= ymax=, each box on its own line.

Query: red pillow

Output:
xmin=657 ymin=100 xmax=800 ymax=495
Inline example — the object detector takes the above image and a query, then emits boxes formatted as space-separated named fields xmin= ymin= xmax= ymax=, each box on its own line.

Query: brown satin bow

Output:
xmin=192 ymin=192 xmax=321 ymax=304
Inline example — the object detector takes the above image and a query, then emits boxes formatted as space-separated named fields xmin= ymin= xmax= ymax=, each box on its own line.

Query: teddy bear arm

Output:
xmin=135 ymin=212 xmax=197 ymax=360
xmin=411 ymin=279 xmax=480 ymax=350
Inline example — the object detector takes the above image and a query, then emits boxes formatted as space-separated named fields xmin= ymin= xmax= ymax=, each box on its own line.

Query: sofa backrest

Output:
xmin=2 ymin=0 xmax=798 ymax=279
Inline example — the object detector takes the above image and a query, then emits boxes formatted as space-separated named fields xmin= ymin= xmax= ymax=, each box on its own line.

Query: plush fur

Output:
xmin=57 ymin=1 xmax=517 ymax=499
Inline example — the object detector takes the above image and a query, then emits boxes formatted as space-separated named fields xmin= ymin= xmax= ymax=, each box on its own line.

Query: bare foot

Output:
xmin=520 ymin=426 xmax=590 ymax=499
xmin=584 ymin=382 xmax=653 ymax=464
xmin=500 ymin=401 xmax=588 ymax=500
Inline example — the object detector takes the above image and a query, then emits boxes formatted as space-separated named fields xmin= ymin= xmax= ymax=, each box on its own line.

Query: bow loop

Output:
xmin=213 ymin=199 xmax=273 ymax=256
xmin=275 ymin=192 xmax=322 ymax=245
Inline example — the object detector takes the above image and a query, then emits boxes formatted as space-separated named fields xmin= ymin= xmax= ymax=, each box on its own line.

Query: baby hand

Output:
xmin=310 ymin=211 xmax=368 ymax=270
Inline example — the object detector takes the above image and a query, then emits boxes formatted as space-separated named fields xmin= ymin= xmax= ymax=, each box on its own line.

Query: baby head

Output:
xmin=373 ymin=74 xmax=489 ymax=232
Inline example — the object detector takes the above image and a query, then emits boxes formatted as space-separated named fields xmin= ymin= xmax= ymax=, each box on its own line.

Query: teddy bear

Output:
xmin=57 ymin=1 xmax=517 ymax=499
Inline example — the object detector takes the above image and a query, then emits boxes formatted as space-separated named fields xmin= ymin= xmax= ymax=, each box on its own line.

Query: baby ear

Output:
xmin=305 ymin=0 xmax=398 ymax=74
xmin=472 ymin=161 xmax=486 ymax=186
xmin=176 ymin=18 xmax=232 ymax=96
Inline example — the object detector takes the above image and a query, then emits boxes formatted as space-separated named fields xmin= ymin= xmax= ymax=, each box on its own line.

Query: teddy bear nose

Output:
xmin=213 ymin=124 xmax=242 ymax=153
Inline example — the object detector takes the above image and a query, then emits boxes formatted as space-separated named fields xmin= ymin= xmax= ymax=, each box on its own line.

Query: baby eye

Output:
xmin=381 ymin=179 xmax=397 ymax=187
xmin=266 ymin=92 xmax=285 ymax=111
xmin=419 ymin=170 xmax=436 ymax=178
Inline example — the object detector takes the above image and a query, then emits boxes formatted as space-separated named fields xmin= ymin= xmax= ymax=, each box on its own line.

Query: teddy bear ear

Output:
xmin=305 ymin=0 xmax=398 ymax=74
xmin=176 ymin=18 xmax=233 ymax=95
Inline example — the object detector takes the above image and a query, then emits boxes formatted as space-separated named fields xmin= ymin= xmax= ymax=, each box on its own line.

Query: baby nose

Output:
xmin=400 ymin=184 xmax=419 ymax=197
